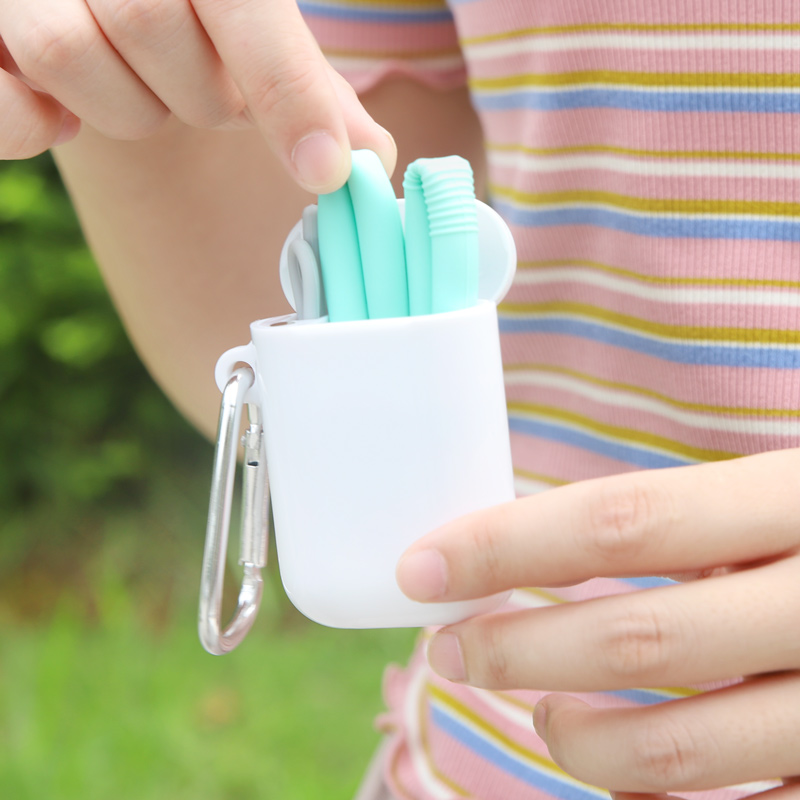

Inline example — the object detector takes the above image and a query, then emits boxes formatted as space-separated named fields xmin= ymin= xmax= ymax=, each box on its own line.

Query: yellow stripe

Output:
xmin=657 ymin=686 xmax=702 ymax=698
xmin=499 ymin=300 xmax=800 ymax=345
xmin=428 ymin=683 xmax=572 ymax=777
xmin=517 ymin=586 xmax=566 ymax=605
xmin=472 ymin=70 xmax=800 ymax=91
xmin=505 ymin=362 xmax=800 ymax=417
xmin=490 ymin=184 xmax=800 ymax=218
xmin=507 ymin=400 xmax=741 ymax=462
xmin=419 ymin=685 xmax=472 ymax=796
xmin=463 ymin=22 xmax=800 ymax=46
xmin=516 ymin=259 xmax=800 ymax=290
xmin=513 ymin=466 xmax=570 ymax=487
xmin=486 ymin=141 xmax=800 ymax=163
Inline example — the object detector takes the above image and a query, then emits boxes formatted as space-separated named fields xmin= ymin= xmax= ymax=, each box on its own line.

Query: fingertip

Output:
xmin=396 ymin=548 xmax=448 ymax=602
xmin=534 ymin=693 xmax=591 ymax=736
xmin=53 ymin=112 xmax=81 ymax=147
xmin=427 ymin=631 xmax=467 ymax=682
xmin=291 ymin=130 xmax=350 ymax=193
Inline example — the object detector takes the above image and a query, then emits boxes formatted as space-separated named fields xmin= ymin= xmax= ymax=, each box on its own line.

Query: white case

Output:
xmin=214 ymin=200 xmax=517 ymax=628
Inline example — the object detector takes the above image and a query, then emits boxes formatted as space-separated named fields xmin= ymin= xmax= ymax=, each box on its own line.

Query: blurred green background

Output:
xmin=0 ymin=155 xmax=416 ymax=799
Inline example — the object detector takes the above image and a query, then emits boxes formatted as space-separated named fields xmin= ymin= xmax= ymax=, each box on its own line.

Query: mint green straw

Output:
xmin=318 ymin=150 xmax=408 ymax=321
xmin=317 ymin=183 xmax=368 ymax=322
xmin=403 ymin=156 xmax=479 ymax=315
xmin=347 ymin=150 xmax=408 ymax=319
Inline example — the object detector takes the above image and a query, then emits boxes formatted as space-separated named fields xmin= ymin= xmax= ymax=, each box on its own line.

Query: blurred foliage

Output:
xmin=0 ymin=154 xmax=210 ymax=536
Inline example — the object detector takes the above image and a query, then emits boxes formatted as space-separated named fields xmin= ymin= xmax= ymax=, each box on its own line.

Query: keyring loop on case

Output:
xmin=199 ymin=366 xmax=269 ymax=655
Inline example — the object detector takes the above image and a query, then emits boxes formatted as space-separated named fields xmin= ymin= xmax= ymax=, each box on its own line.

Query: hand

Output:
xmin=0 ymin=0 xmax=394 ymax=190
xmin=396 ymin=449 xmax=800 ymax=796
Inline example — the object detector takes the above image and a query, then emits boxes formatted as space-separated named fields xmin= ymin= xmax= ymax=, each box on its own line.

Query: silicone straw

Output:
xmin=403 ymin=156 xmax=479 ymax=314
xmin=402 ymin=171 xmax=433 ymax=316
xmin=347 ymin=150 xmax=409 ymax=319
xmin=317 ymin=183 xmax=368 ymax=322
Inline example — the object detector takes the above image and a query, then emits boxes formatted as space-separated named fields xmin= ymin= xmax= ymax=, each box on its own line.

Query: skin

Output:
xmin=2 ymin=1 xmax=798 ymax=796
xmin=396 ymin=451 xmax=800 ymax=795
xmin=0 ymin=0 xmax=484 ymax=435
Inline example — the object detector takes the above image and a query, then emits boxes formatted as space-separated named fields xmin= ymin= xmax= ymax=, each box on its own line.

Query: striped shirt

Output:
xmin=302 ymin=2 xmax=800 ymax=798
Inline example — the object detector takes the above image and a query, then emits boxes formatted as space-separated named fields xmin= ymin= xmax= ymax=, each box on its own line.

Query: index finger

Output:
xmin=190 ymin=0 xmax=352 ymax=192
xmin=396 ymin=448 xmax=800 ymax=602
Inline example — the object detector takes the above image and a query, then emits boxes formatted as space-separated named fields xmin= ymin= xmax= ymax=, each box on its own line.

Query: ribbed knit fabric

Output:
xmin=301 ymin=2 xmax=800 ymax=798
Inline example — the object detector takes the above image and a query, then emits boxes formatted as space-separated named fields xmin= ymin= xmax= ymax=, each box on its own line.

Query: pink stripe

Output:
xmin=427 ymin=726 xmax=540 ymax=799
xmin=490 ymin=163 xmax=800 ymax=204
xmin=506 ymin=381 xmax=798 ymax=454
xmin=453 ymin=0 xmax=797 ymax=36
xmin=507 ymin=224 xmax=800 ymax=282
xmin=472 ymin=46 xmax=800 ymax=80
xmin=511 ymin=430 xmax=640 ymax=481
xmin=501 ymin=333 xmax=800 ymax=413
xmin=481 ymin=110 xmax=800 ymax=157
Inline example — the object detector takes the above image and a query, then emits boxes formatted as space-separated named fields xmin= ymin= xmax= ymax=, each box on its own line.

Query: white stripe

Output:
xmin=513 ymin=475 xmax=552 ymax=496
xmin=488 ymin=149 xmax=800 ymax=180
xmin=465 ymin=33 xmax=800 ymax=59
xmin=733 ymin=781 xmax=786 ymax=794
xmin=507 ymin=589 xmax=557 ymax=609
xmin=513 ymin=266 xmax=800 ymax=307
xmin=405 ymin=668 xmax=458 ymax=799
xmin=505 ymin=369 xmax=800 ymax=436
xmin=327 ymin=55 xmax=464 ymax=72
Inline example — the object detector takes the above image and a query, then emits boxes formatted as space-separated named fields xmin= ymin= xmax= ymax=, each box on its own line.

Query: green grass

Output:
xmin=0 ymin=504 xmax=418 ymax=800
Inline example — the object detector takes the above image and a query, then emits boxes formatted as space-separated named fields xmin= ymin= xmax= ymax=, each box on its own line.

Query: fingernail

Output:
xmin=379 ymin=125 xmax=395 ymax=148
xmin=53 ymin=113 xmax=81 ymax=147
xmin=427 ymin=633 xmax=466 ymax=682
xmin=532 ymin=701 xmax=547 ymax=739
xmin=376 ymin=126 xmax=397 ymax=177
xmin=291 ymin=131 xmax=347 ymax=191
xmin=396 ymin=549 xmax=448 ymax=601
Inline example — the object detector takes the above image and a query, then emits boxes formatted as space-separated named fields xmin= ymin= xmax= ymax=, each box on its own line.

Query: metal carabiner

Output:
xmin=199 ymin=367 xmax=269 ymax=655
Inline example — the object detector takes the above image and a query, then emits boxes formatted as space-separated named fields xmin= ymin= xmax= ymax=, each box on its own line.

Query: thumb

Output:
xmin=192 ymin=0 xmax=386 ymax=193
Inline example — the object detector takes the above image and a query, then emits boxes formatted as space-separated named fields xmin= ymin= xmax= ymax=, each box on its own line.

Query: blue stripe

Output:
xmin=492 ymin=201 xmax=800 ymax=242
xmin=621 ymin=576 xmax=676 ymax=589
xmin=298 ymin=2 xmax=453 ymax=23
xmin=608 ymin=687 xmax=676 ymax=706
xmin=431 ymin=705 xmax=602 ymax=800
xmin=507 ymin=416 xmax=690 ymax=469
xmin=473 ymin=88 xmax=800 ymax=114
xmin=499 ymin=317 xmax=800 ymax=368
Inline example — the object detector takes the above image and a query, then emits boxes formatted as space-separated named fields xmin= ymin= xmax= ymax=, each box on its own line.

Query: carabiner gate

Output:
xmin=199 ymin=367 xmax=269 ymax=655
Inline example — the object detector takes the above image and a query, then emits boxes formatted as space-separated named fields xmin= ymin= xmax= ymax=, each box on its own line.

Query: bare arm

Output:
xmin=53 ymin=79 xmax=485 ymax=438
